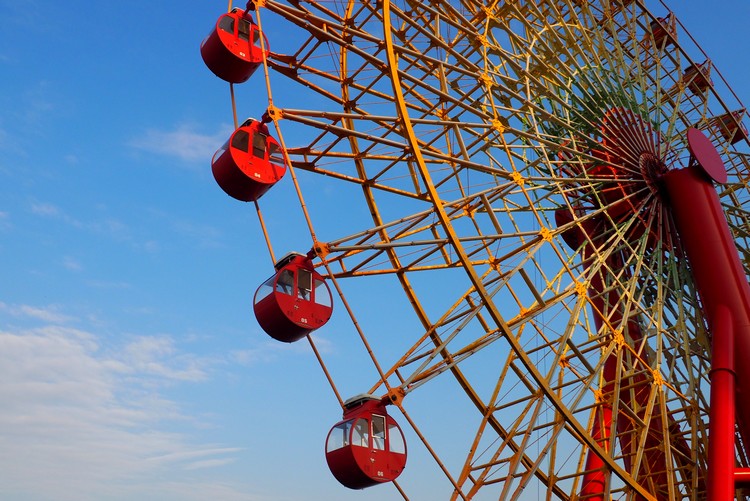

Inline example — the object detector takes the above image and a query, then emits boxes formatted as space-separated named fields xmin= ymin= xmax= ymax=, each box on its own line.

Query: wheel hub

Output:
xmin=557 ymin=108 xmax=669 ymax=250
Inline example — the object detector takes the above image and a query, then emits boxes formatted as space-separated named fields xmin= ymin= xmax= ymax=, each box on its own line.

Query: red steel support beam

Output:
xmin=735 ymin=468 xmax=750 ymax=488
xmin=707 ymin=304 xmax=735 ymax=501
xmin=663 ymin=163 xmax=750 ymax=450
xmin=663 ymin=130 xmax=750 ymax=497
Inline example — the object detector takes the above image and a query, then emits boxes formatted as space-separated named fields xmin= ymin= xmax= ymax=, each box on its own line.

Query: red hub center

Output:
xmin=557 ymin=107 xmax=669 ymax=251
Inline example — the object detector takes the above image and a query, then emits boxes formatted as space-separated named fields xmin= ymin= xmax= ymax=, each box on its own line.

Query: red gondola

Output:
xmin=200 ymin=8 xmax=269 ymax=84
xmin=211 ymin=118 xmax=287 ymax=202
xmin=682 ymin=60 xmax=712 ymax=95
xmin=649 ymin=14 xmax=676 ymax=47
xmin=325 ymin=395 xmax=407 ymax=490
xmin=714 ymin=109 xmax=748 ymax=145
xmin=253 ymin=252 xmax=333 ymax=343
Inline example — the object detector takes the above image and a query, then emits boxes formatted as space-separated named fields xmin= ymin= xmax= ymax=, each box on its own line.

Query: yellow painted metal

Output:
xmin=228 ymin=0 xmax=750 ymax=498
xmin=381 ymin=1 xmax=655 ymax=496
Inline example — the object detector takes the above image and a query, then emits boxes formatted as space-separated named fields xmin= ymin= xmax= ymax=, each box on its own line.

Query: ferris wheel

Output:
xmin=200 ymin=0 xmax=750 ymax=499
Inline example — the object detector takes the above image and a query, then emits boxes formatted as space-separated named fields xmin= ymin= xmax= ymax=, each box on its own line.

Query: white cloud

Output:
xmin=85 ymin=279 xmax=132 ymax=289
xmin=183 ymin=457 xmax=237 ymax=470
xmin=0 ymin=301 xmax=75 ymax=323
xmin=170 ymin=218 xmax=223 ymax=248
xmin=118 ymin=335 xmax=208 ymax=382
xmin=0 ymin=127 xmax=12 ymax=152
xmin=130 ymin=123 xmax=232 ymax=164
xmin=62 ymin=256 xmax=82 ymax=271
xmin=0 ymin=210 xmax=10 ymax=230
xmin=0 ymin=308 xmax=251 ymax=501
xmin=146 ymin=447 xmax=243 ymax=463
xmin=146 ymin=447 xmax=243 ymax=470
xmin=29 ymin=200 xmax=144 ymax=249
xmin=30 ymin=201 xmax=62 ymax=217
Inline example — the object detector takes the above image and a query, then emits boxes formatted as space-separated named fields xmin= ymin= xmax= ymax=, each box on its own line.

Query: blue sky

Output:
xmin=0 ymin=1 xmax=748 ymax=500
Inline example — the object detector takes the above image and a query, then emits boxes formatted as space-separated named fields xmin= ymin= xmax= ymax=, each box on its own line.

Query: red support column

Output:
xmin=707 ymin=304 xmax=735 ymax=501
xmin=579 ymin=360 xmax=614 ymax=501
xmin=663 ymin=129 xmax=750 ymax=497
xmin=663 ymin=164 xmax=750 ymax=451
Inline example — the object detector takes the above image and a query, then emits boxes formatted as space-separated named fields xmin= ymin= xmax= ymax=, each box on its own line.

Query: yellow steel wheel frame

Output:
xmin=236 ymin=0 xmax=750 ymax=498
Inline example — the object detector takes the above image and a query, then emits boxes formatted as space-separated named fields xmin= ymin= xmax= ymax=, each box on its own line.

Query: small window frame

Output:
xmin=371 ymin=414 xmax=386 ymax=451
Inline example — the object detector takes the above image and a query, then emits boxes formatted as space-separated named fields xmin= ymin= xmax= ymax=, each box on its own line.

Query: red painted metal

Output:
xmin=682 ymin=60 xmax=713 ymax=95
xmin=556 ymin=108 xmax=667 ymax=249
xmin=714 ymin=109 xmax=749 ymax=146
xmin=253 ymin=252 xmax=333 ymax=343
xmin=579 ymin=350 xmax=615 ymax=501
xmin=687 ymin=127 xmax=728 ymax=184
xmin=325 ymin=395 xmax=407 ymax=489
xmin=211 ymin=118 xmax=286 ymax=202
xmin=707 ymin=304 xmax=735 ymax=501
xmin=735 ymin=468 xmax=750 ymax=488
xmin=200 ymin=8 xmax=268 ymax=83
xmin=662 ymin=150 xmax=750 ymax=452
xmin=585 ymin=253 xmax=673 ymax=500
xmin=663 ymin=129 xmax=750 ymax=496
xmin=556 ymin=212 xmax=684 ymax=500
xmin=649 ymin=14 xmax=677 ymax=47
xmin=566 ymin=215 xmax=618 ymax=501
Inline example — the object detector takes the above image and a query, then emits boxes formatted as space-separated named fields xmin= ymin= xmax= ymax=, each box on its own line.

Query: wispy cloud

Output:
xmin=28 ymin=200 xmax=159 ymax=253
xmin=22 ymin=80 xmax=56 ymax=125
xmin=130 ymin=123 xmax=232 ymax=164
xmin=146 ymin=447 xmax=243 ymax=470
xmin=30 ymin=201 xmax=62 ymax=217
xmin=183 ymin=457 xmax=238 ymax=470
xmin=62 ymin=256 xmax=83 ymax=271
xmin=0 ymin=301 xmax=75 ymax=323
xmin=117 ymin=335 xmax=209 ymax=383
xmin=0 ymin=127 xmax=11 ymax=152
xmin=30 ymin=201 xmax=97 ymax=235
xmin=29 ymin=199 xmax=221 ymax=252
xmin=0 ymin=210 xmax=10 ymax=230
xmin=0 ymin=1 xmax=40 ymax=31
xmin=169 ymin=217 xmax=223 ymax=249
xmin=0 ymin=306 xmax=250 ymax=500
xmin=85 ymin=279 xmax=132 ymax=289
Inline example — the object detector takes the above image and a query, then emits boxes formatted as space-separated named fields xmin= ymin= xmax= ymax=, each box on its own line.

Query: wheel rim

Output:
xmin=241 ymin=0 xmax=750 ymax=498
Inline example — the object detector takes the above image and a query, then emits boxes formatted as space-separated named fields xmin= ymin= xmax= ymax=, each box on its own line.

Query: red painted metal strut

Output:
xmin=662 ymin=129 xmax=750 ymax=499
xmin=707 ymin=304 xmax=735 ymax=501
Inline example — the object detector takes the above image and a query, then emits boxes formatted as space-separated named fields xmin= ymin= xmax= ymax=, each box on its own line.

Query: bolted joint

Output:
xmin=382 ymin=387 xmax=406 ymax=407
xmin=263 ymin=105 xmax=283 ymax=123
xmin=246 ymin=0 xmax=266 ymax=10
xmin=312 ymin=241 xmax=331 ymax=259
